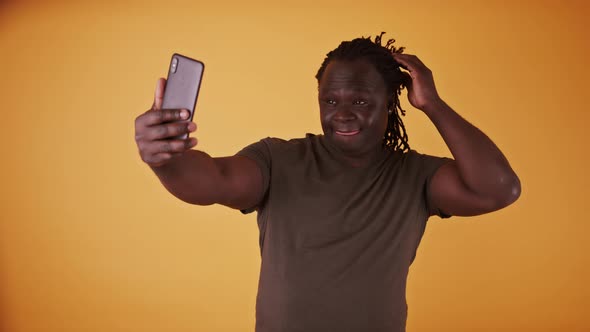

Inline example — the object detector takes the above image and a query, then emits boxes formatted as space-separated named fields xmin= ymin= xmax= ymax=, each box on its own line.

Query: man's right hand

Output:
xmin=134 ymin=78 xmax=263 ymax=210
xmin=135 ymin=78 xmax=198 ymax=167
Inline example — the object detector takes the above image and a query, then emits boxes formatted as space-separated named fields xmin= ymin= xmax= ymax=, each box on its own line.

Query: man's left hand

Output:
xmin=393 ymin=53 xmax=442 ymax=113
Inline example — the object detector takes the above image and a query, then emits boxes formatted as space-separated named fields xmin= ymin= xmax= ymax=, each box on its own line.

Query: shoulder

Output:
xmin=251 ymin=133 xmax=316 ymax=146
xmin=398 ymin=149 xmax=432 ymax=160
xmin=389 ymin=149 xmax=452 ymax=182
xmin=398 ymin=149 xmax=449 ymax=165
xmin=257 ymin=133 xmax=320 ymax=152
xmin=271 ymin=133 xmax=319 ymax=145
xmin=387 ymin=149 xmax=428 ymax=169
xmin=237 ymin=134 xmax=320 ymax=161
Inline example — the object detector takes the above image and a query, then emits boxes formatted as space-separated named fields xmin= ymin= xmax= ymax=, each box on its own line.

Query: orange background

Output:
xmin=0 ymin=0 xmax=588 ymax=331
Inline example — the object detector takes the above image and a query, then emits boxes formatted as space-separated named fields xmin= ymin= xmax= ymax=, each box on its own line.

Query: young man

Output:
xmin=134 ymin=33 xmax=521 ymax=332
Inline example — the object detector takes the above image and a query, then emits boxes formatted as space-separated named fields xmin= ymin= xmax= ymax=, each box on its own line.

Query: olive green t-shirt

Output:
xmin=237 ymin=134 xmax=451 ymax=332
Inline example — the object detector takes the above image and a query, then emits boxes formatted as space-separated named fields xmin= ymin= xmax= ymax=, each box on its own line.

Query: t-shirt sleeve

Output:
xmin=413 ymin=150 xmax=453 ymax=219
xmin=235 ymin=138 xmax=273 ymax=214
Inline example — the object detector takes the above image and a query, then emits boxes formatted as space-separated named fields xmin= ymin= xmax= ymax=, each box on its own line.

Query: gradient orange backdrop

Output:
xmin=1 ymin=0 xmax=588 ymax=331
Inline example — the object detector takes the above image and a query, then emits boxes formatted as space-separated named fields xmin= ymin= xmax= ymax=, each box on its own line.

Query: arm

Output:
xmin=393 ymin=54 xmax=521 ymax=217
xmin=135 ymin=78 xmax=264 ymax=210
xmin=150 ymin=152 xmax=264 ymax=209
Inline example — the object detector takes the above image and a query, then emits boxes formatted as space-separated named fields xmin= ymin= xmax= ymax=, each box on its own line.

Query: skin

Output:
xmin=135 ymin=53 xmax=521 ymax=216
xmin=392 ymin=53 xmax=521 ymax=216
xmin=134 ymin=78 xmax=263 ymax=209
xmin=318 ymin=60 xmax=390 ymax=167
xmin=317 ymin=55 xmax=521 ymax=216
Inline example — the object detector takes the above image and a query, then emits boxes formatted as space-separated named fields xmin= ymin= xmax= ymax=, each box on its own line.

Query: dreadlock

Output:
xmin=315 ymin=32 xmax=410 ymax=152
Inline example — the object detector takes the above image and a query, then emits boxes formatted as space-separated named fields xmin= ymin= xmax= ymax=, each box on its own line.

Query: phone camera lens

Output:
xmin=171 ymin=58 xmax=178 ymax=73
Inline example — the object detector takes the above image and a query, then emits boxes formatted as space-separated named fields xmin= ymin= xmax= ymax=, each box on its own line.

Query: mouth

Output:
xmin=335 ymin=129 xmax=360 ymax=136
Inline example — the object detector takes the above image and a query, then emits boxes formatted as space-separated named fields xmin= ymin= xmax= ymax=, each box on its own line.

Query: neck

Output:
xmin=321 ymin=136 xmax=388 ymax=168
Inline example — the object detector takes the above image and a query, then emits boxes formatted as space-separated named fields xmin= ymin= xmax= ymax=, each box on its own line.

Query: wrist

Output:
xmin=150 ymin=160 xmax=179 ymax=180
xmin=421 ymin=97 xmax=447 ymax=116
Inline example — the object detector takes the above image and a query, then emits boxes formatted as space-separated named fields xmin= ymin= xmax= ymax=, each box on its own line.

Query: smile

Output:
xmin=335 ymin=130 xmax=360 ymax=136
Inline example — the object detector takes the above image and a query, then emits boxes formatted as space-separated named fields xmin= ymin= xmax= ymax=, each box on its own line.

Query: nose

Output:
xmin=333 ymin=107 xmax=356 ymax=122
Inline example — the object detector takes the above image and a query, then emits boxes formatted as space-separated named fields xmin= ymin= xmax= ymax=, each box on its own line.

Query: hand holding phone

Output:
xmin=161 ymin=54 xmax=204 ymax=140
xmin=134 ymin=78 xmax=196 ymax=167
xmin=134 ymin=54 xmax=204 ymax=168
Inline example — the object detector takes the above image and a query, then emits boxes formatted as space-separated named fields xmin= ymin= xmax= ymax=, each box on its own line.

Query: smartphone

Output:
xmin=161 ymin=53 xmax=204 ymax=140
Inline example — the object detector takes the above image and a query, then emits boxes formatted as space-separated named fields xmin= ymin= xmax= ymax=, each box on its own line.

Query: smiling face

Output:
xmin=318 ymin=59 xmax=389 ymax=160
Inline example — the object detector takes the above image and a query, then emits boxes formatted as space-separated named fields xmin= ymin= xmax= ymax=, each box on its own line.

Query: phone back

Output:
xmin=161 ymin=54 xmax=204 ymax=136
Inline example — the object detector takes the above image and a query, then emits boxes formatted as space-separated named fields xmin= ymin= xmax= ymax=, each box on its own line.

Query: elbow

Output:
xmin=168 ymin=191 xmax=213 ymax=206
xmin=493 ymin=173 xmax=522 ymax=209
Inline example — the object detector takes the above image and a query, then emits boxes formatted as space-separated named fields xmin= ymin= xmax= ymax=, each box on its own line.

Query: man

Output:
xmin=134 ymin=33 xmax=521 ymax=332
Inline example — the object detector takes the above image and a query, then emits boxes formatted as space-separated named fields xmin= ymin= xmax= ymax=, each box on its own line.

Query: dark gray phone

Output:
xmin=161 ymin=53 xmax=204 ymax=140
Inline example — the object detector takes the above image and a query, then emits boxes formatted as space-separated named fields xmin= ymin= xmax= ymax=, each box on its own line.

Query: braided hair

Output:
xmin=315 ymin=32 xmax=410 ymax=152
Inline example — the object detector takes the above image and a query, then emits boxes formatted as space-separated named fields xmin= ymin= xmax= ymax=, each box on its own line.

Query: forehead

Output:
xmin=319 ymin=59 xmax=386 ymax=93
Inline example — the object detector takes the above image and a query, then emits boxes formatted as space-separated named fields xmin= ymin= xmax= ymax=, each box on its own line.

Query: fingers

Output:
xmin=401 ymin=72 xmax=413 ymax=89
xmin=141 ymin=108 xmax=191 ymax=127
xmin=135 ymin=78 xmax=200 ymax=168
xmin=393 ymin=53 xmax=410 ymax=71
xmin=151 ymin=77 xmax=167 ymax=110
xmin=149 ymin=152 xmax=184 ymax=166
xmin=150 ymin=137 xmax=198 ymax=155
xmin=392 ymin=53 xmax=427 ymax=73
xmin=138 ymin=137 xmax=198 ymax=167
xmin=140 ymin=121 xmax=197 ymax=141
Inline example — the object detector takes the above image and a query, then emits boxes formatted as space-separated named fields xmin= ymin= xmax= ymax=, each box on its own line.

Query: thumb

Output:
xmin=152 ymin=77 xmax=167 ymax=110
xmin=401 ymin=72 xmax=412 ymax=91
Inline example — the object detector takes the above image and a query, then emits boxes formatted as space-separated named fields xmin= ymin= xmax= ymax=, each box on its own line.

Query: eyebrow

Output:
xmin=319 ymin=87 xmax=374 ymax=94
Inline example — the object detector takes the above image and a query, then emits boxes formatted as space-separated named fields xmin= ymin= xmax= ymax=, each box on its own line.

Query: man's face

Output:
xmin=318 ymin=59 xmax=389 ymax=156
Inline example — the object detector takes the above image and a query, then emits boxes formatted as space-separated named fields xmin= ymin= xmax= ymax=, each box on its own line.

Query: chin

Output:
xmin=328 ymin=132 xmax=365 ymax=152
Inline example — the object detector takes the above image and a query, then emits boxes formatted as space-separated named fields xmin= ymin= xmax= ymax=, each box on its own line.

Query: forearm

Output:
xmin=150 ymin=150 xmax=223 ymax=205
xmin=424 ymin=99 xmax=521 ymax=203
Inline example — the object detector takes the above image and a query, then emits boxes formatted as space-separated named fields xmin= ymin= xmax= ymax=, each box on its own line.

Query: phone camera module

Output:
xmin=171 ymin=57 xmax=178 ymax=73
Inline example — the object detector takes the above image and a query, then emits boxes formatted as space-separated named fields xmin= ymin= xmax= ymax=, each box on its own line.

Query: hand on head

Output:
xmin=392 ymin=53 xmax=441 ymax=112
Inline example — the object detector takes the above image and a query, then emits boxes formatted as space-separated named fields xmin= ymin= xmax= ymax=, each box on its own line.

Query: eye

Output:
xmin=325 ymin=99 xmax=337 ymax=105
xmin=353 ymin=100 xmax=367 ymax=105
